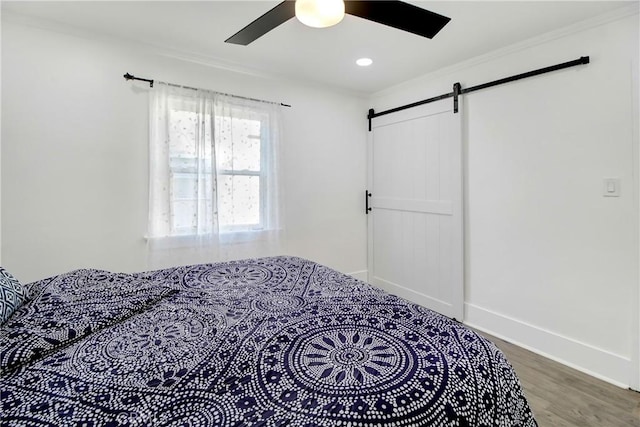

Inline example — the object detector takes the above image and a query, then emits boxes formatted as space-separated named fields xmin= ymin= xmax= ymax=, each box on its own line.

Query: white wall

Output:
xmin=371 ymin=10 xmax=639 ymax=386
xmin=1 ymin=18 xmax=368 ymax=283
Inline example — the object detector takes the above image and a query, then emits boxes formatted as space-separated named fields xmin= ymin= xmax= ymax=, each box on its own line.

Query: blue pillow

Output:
xmin=0 ymin=267 xmax=27 ymax=324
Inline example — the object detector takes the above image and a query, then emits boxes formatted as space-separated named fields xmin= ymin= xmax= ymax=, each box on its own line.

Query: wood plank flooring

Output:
xmin=477 ymin=331 xmax=640 ymax=426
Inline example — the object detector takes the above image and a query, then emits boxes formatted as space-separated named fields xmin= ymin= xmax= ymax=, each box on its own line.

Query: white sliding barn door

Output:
xmin=367 ymin=99 xmax=463 ymax=320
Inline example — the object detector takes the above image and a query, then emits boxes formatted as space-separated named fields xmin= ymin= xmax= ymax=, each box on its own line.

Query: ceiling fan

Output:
xmin=225 ymin=0 xmax=451 ymax=46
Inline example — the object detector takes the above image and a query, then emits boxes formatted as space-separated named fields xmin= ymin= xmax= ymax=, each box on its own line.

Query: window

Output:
xmin=167 ymin=107 xmax=215 ymax=236
xmin=148 ymin=85 xmax=281 ymax=240
xmin=168 ymin=108 xmax=267 ymax=234
xmin=212 ymin=112 xmax=265 ymax=233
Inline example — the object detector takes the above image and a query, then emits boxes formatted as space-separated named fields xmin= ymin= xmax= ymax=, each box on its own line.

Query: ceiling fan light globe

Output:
xmin=295 ymin=0 xmax=345 ymax=28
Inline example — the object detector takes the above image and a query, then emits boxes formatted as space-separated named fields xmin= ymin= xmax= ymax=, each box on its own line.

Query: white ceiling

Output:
xmin=2 ymin=1 xmax=634 ymax=94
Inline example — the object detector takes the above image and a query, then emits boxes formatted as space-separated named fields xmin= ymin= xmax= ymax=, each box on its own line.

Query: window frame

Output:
xmin=166 ymin=104 xmax=269 ymax=236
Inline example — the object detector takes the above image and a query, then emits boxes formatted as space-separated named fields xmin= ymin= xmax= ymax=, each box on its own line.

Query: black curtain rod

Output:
xmin=123 ymin=72 xmax=292 ymax=108
xmin=123 ymin=72 xmax=154 ymax=87
xmin=367 ymin=56 xmax=589 ymax=128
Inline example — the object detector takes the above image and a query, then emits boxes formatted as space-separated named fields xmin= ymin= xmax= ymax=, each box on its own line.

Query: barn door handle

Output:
xmin=365 ymin=190 xmax=372 ymax=214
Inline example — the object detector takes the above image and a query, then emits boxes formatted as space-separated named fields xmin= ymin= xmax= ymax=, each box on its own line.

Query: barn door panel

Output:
xmin=367 ymin=99 xmax=463 ymax=320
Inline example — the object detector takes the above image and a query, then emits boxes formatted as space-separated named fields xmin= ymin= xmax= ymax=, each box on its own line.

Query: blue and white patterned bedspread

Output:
xmin=1 ymin=256 xmax=536 ymax=426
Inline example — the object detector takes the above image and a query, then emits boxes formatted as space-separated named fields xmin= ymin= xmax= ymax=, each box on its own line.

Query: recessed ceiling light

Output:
xmin=356 ymin=58 xmax=373 ymax=67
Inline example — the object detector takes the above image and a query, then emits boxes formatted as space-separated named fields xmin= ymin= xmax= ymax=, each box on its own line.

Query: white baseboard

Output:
xmin=347 ymin=270 xmax=368 ymax=282
xmin=464 ymin=303 xmax=631 ymax=388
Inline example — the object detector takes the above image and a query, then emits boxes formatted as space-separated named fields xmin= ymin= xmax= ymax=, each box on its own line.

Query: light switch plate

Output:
xmin=603 ymin=178 xmax=621 ymax=197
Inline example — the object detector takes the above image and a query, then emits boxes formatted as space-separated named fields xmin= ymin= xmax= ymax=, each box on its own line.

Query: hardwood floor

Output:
xmin=478 ymin=331 xmax=640 ymax=426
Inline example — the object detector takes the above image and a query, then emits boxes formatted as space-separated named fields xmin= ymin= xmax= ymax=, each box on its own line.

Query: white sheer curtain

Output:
xmin=149 ymin=83 xmax=218 ymax=239
xmin=147 ymin=83 xmax=284 ymax=268
xmin=213 ymin=94 xmax=282 ymax=232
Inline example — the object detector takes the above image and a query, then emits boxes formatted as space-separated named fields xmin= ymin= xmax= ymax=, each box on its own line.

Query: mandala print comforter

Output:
xmin=1 ymin=256 xmax=537 ymax=426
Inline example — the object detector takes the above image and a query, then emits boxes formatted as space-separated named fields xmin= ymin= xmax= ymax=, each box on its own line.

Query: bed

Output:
xmin=1 ymin=256 xmax=536 ymax=426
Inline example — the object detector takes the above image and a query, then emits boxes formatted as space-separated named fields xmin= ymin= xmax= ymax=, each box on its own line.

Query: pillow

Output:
xmin=0 ymin=267 xmax=27 ymax=324
xmin=0 ymin=269 xmax=176 ymax=372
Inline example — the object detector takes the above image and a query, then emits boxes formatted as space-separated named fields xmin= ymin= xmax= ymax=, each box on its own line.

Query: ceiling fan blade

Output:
xmin=226 ymin=1 xmax=296 ymax=45
xmin=344 ymin=0 xmax=450 ymax=39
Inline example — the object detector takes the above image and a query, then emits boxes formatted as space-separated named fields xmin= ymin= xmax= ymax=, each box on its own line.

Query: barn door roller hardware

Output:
xmin=367 ymin=56 xmax=590 ymax=130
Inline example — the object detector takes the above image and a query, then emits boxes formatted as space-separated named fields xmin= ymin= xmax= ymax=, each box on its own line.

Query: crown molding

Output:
xmin=2 ymin=9 xmax=369 ymax=98
xmin=372 ymin=2 xmax=640 ymax=99
xmin=1 ymin=10 xmax=279 ymax=80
